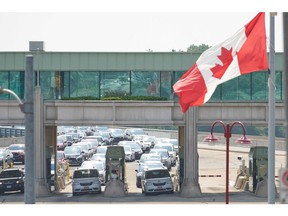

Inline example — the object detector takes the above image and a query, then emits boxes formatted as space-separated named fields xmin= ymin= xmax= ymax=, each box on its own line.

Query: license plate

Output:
xmin=157 ymin=186 xmax=162 ymax=189
xmin=84 ymin=186 xmax=89 ymax=190
xmin=6 ymin=185 xmax=12 ymax=189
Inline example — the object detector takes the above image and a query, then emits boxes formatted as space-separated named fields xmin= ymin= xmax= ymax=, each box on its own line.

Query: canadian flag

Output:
xmin=173 ymin=12 xmax=268 ymax=113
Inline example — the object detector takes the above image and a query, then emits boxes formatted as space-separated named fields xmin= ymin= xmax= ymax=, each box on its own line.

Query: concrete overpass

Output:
xmin=0 ymin=89 xmax=284 ymax=198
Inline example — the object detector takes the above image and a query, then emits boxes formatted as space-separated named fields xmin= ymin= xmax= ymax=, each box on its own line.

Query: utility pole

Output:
xmin=268 ymin=12 xmax=276 ymax=204
xmin=24 ymin=55 xmax=35 ymax=204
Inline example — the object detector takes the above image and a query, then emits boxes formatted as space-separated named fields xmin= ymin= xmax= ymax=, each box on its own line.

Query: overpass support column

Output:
xmin=44 ymin=126 xmax=57 ymax=191
xmin=34 ymin=86 xmax=50 ymax=196
xmin=180 ymin=107 xmax=202 ymax=197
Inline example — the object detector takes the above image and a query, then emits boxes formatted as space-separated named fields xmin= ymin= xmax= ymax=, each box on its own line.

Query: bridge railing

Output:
xmin=0 ymin=127 xmax=25 ymax=137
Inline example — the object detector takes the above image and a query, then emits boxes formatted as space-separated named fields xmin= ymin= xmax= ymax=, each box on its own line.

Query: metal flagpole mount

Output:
xmin=279 ymin=168 xmax=288 ymax=204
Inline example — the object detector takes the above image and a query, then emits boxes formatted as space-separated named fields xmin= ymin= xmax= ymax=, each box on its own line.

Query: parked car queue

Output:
xmin=0 ymin=126 xmax=178 ymax=196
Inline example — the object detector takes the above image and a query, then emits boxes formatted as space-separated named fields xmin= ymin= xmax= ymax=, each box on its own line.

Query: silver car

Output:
xmin=149 ymin=149 xmax=172 ymax=171
xmin=141 ymin=167 xmax=173 ymax=195
xmin=80 ymin=160 xmax=106 ymax=185
xmin=72 ymin=167 xmax=102 ymax=195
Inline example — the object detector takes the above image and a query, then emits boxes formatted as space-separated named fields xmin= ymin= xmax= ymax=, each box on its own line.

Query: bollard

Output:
xmin=66 ymin=163 xmax=70 ymax=182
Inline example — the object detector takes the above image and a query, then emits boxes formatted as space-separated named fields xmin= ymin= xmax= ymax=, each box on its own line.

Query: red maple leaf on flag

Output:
xmin=210 ymin=47 xmax=233 ymax=79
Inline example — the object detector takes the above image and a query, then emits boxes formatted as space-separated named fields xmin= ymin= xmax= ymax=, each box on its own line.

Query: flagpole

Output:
xmin=268 ymin=12 xmax=276 ymax=204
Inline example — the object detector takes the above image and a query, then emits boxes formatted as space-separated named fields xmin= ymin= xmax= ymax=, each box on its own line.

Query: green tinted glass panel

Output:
xmin=40 ymin=71 xmax=55 ymax=99
xmin=252 ymin=71 xmax=267 ymax=100
xmin=9 ymin=71 xmax=24 ymax=100
xmin=131 ymin=71 xmax=160 ymax=96
xmin=62 ymin=71 xmax=70 ymax=99
xmin=160 ymin=71 xmax=172 ymax=99
xmin=100 ymin=71 xmax=129 ymax=98
xmin=210 ymin=85 xmax=221 ymax=100
xmin=0 ymin=72 xmax=9 ymax=99
xmin=222 ymin=78 xmax=238 ymax=100
xmin=275 ymin=71 xmax=282 ymax=100
xmin=237 ymin=74 xmax=251 ymax=100
xmin=69 ymin=71 xmax=100 ymax=98
xmin=221 ymin=74 xmax=251 ymax=100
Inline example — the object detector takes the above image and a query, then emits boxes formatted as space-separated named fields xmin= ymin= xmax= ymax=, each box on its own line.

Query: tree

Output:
xmin=186 ymin=44 xmax=211 ymax=53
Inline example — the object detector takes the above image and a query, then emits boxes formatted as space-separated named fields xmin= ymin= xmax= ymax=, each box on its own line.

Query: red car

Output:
xmin=7 ymin=144 xmax=25 ymax=165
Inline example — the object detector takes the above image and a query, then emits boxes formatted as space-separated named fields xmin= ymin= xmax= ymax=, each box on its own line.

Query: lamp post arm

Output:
xmin=0 ymin=87 xmax=24 ymax=113
xmin=230 ymin=121 xmax=247 ymax=136
xmin=210 ymin=120 xmax=227 ymax=136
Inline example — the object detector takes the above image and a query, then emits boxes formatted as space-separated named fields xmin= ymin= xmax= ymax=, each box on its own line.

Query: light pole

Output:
xmin=203 ymin=120 xmax=251 ymax=204
xmin=0 ymin=55 xmax=35 ymax=204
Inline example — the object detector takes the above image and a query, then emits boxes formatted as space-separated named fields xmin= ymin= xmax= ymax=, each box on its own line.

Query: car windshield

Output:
xmin=8 ymin=145 xmax=25 ymax=150
xmin=128 ymin=143 xmax=141 ymax=150
xmin=96 ymin=147 xmax=107 ymax=153
xmin=0 ymin=170 xmax=22 ymax=178
xmin=81 ymin=162 xmax=104 ymax=170
xmin=73 ymin=169 xmax=99 ymax=178
xmin=145 ymin=170 xmax=170 ymax=179
xmin=110 ymin=129 xmax=123 ymax=135
xmin=124 ymin=146 xmax=131 ymax=152
xmin=143 ymin=137 xmax=155 ymax=142
xmin=91 ymin=154 xmax=105 ymax=161
xmin=140 ymin=163 xmax=163 ymax=172
xmin=64 ymin=147 xmax=81 ymax=154
xmin=75 ymin=144 xmax=88 ymax=151
xmin=139 ymin=154 xmax=161 ymax=163
xmin=154 ymin=145 xmax=173 ymax=151
xmin=151 ymin=150 xmax=168 ymax=157
xmin=131 ymin=129 xmax=145 ymax=135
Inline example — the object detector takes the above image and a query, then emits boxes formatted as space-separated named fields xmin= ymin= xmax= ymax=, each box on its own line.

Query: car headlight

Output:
xmin=0 ymin=181 xmax=3 ymax=185
xmin=72 ymin=181 xmax=80 ymax=185
xmin=16 ymin=180 xmax=24 ymax=184
xmin=145 ymin=182 xmax=153 ymax=186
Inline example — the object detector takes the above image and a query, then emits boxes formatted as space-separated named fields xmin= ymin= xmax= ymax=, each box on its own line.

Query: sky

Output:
xmin=0 ymin=0 xmax=286 ymax=53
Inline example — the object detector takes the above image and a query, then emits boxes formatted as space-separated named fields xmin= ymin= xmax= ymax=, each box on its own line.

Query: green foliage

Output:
xmin=62 ymin=96 xmax=99 ymax=100
xmin=187 ymin=44 xmax=211 ymax=53
xmin=103 ymin=90 xmax=128 ymax=97
xmin=103 ymin=96 xmax=168 ymax=101
xmin=62 ymin=95 xmax=168 ymax=101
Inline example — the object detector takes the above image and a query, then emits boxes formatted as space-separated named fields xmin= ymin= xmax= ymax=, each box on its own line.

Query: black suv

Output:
xmin=0 ymin=168 xmax=25 ymax=195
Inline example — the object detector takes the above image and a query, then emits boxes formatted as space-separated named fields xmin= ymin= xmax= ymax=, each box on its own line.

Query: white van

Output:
xmin=72 ymin=168 xmax=102 ymax=196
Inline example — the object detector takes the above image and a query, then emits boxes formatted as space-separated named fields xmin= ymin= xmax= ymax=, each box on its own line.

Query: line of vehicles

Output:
xmin=0 ymin=126 xmax=179 ymax=196
xmin=58 ymin=126 xmax=179 ymax=196
xmin=0 ymin=144 xmax=25 ymax=195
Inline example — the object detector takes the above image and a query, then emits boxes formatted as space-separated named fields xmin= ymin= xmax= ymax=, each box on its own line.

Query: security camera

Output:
xmin=237 ymin=155 xmax=243 ymax=161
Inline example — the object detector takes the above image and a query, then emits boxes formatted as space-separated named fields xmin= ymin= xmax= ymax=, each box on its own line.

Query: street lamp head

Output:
xmin=236 ymin=135 xmax=252 ymax=144
xmin=203 ymin=134 xmax=220 ymax=143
